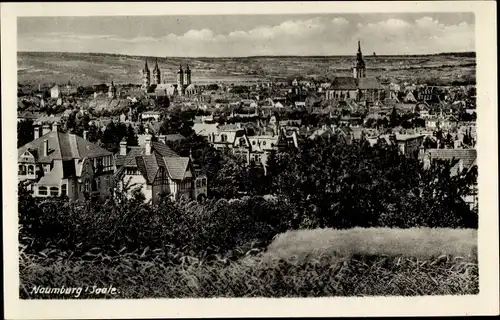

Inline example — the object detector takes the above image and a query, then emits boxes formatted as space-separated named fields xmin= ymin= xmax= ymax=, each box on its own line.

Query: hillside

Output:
xmin=17 ymin=51 xmax=476 ymax=87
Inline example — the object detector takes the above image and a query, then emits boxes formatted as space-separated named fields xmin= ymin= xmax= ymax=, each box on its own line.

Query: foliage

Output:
xmin=18 ymin=181 xmax=293 ymax=258
xmin=268 ymin=134 xmax=478 ymax=229
xmin=17 ymin=120 xmax=34 ymax=148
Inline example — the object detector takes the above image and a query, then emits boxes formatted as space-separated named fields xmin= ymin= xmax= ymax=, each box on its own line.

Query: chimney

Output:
xmin=52 ymin=122 xmax=58 ymax=132
xmin=42 ymin=124 xmax=51 ymax=136
xmin=43 ymin=139 xmax=48 ymax=157
xmin=83 ymin=130 xmax=88 ymax=140
xmin=145 ymin=136 xmax=151 ymax=155
xmin=34 ymin=125 xmax=40 ymax=140
xmin=120 ymin=140 xmax=128 ymax=156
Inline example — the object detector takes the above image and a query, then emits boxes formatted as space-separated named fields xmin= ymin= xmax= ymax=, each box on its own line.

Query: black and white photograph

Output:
xmin=2 ymin=1 xmax=498 ymax=318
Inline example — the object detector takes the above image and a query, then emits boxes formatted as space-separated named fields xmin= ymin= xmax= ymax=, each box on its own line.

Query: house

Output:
xmin=114 ymin=137 xmax=207 ymax=203
xmin=18 ymin=124 xmax=115 ymax=201
xmin=277 ymin=128 xmax=300 ymax=152
xmin=294 ymin=101 xmax=306 ymax=108
xmin=157 ymin=133 xmax=187 ymax=143
xmin=425 ymin=117 xmax=440 ymax=130
xmin=50 ymin=85 xmax=61 ymax=99
xmin=414 ymin=102 xmax=430 ymax=118
xmin=141 ymin=111 xmax=163 ymax=122
xmin=210 ymin=125 xmax=245 ymax=151
xmin=50 ymin=84 xmax=78 ymax=98
xmin=193 ymin=122 xmax=219 ymax=140
xmin=394 ymin=134 xmax=425 ymax=158
xmin=369 ymin=134 xmax=424 ymax=158
xmin=17 ymin=111 xmax=40 ymax=122
xmin=35 ymin=115 xmax=63 ymax=126
xmin=403 ymin=90 xmax=417 ymax=103
xmin=232 ymin=134 xmax=279 ymax=167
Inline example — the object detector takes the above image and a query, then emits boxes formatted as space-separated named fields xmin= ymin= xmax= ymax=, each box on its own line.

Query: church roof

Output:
xmin=330 ymin=77 xmax=383 ymax=90
xmin=358 ymin=78 xmax=384 ymax=90
xmin=331 ymin=77 xmax=358 ymax=90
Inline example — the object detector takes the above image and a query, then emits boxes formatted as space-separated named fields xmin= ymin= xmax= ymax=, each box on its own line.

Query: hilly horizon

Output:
xmin=17 ymin=51 xmax=476 ymax=87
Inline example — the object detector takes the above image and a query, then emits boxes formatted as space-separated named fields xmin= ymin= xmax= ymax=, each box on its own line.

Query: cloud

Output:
xmin=18 ymin=15 xmax=474 ymax=56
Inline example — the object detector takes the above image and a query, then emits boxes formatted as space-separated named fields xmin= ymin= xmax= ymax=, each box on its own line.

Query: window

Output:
xmin=50 ymin=187 xmax=59 ymax=196
xmin=18 ymin=165 xmax=26 ymax=176
xmin=202 ymin=178 xmax=207 ymax=187
xmin=96 ymin=178 xmax=101 ymax=189
xmin=38 ymin=186 xmax=48 ymax=196
xmin=262 ymin=141 xmax=266 ymax=146
xmin=196 ymin=180 xmax=202 ymax=188
xmin=61 ymin=184 xmax=67 ymax=196
xmin=252 ymin=141 xmax=256 ymax=145
xmin=84 ymin=179 xmax=90 ymax=192
xmin=44 ymin=165 xmax=50 ymax=173
xmin=28 ymin=165 xmax=34 ymax=175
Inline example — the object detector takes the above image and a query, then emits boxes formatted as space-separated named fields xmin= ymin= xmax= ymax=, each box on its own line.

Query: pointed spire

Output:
xmin=358 ymin=40 xmax=361 ymax=53
xmin=143 ymin=59 xmax=149 ymax=72
xmin=154 ymin=58 xmax=159 ymax=70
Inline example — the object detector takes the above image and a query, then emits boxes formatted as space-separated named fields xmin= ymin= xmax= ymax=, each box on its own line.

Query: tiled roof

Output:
xmin=358 ymin=78 xmax=384 ymax=90
xmin=18 ymin=131 xmax=112 ymax=163
xmin=330 ymin=77 xmax=383 ymax=90
xmin=164 ymin=157 xmax=190 ymax=180
xmin=164 ymin=133 xmax=186 ymax=142
xmin=426 ymin=149 xmax=477 ymax=170
xmin=136 ymin=155 xmax=159 ymax=183
xmin=36 ymin=116 xmax=62 ymax=124
xmin=152 ymin=140 xmax=178 ymax=157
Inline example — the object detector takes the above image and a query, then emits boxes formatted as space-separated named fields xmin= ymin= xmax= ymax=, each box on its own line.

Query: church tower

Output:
xmin=352 ymin=40 xmax=366 ymax=79
xmin=177 ymin=64 xmax=184 ymax=96
xmin=108 ymin=81 xmax=116 ymax=99
xmin=142 ymin=60 xmax=150 ymax=89
xmin=152 ymin=58 xmax=161 ymax=85
xmin=184 ymin=64 xmax=192 ymax=86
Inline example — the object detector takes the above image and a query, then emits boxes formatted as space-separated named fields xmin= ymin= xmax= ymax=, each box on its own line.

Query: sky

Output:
xmin=17 ymin=13 xmax=475 ymax=57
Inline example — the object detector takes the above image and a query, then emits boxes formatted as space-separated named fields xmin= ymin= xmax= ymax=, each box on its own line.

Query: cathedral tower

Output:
xmin=184 ymin=64 xmax=192 ymax=86
xmin=352 ymin=40 xmax=366 ymax=79
xmin=177 ymin=64 xmax=184 ymax=96
xmin=142 ymin=60 xmax=150 ymax=89
xmin=152 ymin=58 xmax=161 ymax=85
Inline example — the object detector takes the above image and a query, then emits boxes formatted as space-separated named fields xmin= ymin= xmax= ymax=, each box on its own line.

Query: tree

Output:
xmin=159 ymin=110 xmax=194 ymax=137
xmin=268 ymin=132 xmax=477 ymax=229
xmin=18 ymin=120 xmax=34 ymax=147
xmin=138 ymin=123 xmax=146 ymax=135
xmin=126 ymin=124 xmax=139 ymax=146
xmin=389 ymin=106 xmax=399 ymax=127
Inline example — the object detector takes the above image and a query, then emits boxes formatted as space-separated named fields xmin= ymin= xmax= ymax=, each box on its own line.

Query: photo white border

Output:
xmin=2 ymin=1 xmax=498 ymax=318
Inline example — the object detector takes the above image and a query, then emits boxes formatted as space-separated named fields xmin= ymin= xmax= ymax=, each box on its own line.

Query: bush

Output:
xmin=18 ymin=183 xmax=293 ymax=258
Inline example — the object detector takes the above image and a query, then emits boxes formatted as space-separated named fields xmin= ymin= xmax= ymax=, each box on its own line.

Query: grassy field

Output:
xmin=264 ymin=227 xmax=478 ymax=264
xmin=20 ymin=227 xmax=478 ymax=298
xmin=17 ymin=51 xmax=475 ymax=87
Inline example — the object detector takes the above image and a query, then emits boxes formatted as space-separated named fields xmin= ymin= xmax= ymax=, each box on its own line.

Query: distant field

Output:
xmin=17 ymin=51 xmax=476 ymax=87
